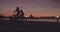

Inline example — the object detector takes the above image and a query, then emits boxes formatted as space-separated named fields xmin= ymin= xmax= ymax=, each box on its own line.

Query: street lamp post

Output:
xmin=25 ymin=16 xmax=27 ymax=21
xmin=56 ymin=16 xmax=59 ymax=23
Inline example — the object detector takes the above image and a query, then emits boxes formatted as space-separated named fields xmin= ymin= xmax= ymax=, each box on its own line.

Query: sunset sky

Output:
xmin=0 ymin=0 xmax=60 ymax=17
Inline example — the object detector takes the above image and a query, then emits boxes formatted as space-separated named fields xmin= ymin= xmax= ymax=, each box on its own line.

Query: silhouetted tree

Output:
xmin=19 ymin=9 xmax=24 ymax=18
xmin=0 ymin=14 xmax=5 ymax=21
xmin=14 ymin=7 xmax=24 ymax=17
xmin=14 ymin=7 xmax=20 ymax=17
xmin=30 ymin=14 xmax=33 ymax=19
xmin=13 ymin=7 xmax=25 ymax=21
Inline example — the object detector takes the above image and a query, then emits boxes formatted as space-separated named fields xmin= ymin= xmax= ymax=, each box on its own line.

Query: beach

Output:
xmin=0 ymin=20 xmax=59 ymax=32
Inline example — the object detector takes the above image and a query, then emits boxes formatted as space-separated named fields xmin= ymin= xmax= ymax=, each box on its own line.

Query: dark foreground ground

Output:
xmin=0 ymin=20 xmax=60 ymax=32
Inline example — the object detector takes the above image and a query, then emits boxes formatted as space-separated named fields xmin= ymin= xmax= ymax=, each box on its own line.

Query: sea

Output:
xmin=2 ymin=18 xmax=60 ymax=22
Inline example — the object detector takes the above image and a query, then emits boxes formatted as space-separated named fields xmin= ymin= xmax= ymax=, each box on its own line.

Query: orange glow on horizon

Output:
xmin=0 ymin=10 xmax=59 ymax=17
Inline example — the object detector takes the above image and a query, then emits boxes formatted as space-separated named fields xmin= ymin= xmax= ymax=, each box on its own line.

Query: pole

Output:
xmin=56 ymin=16 xmax=59 ymax=23
xmin=56 ymin=18 xmax=58 ymax=23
